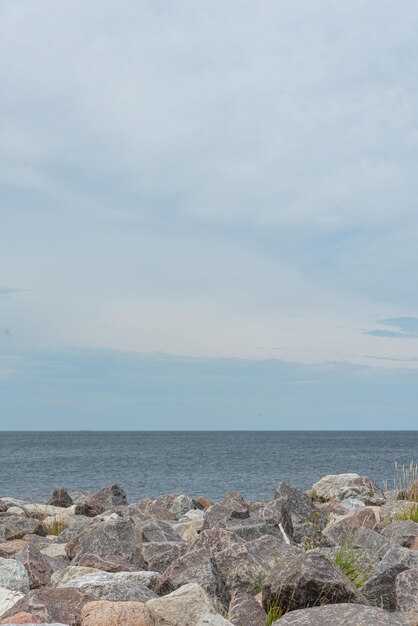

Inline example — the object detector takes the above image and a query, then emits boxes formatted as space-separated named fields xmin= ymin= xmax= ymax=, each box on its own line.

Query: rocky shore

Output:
xmin=0 ymin=473 xmax=418 ymax=625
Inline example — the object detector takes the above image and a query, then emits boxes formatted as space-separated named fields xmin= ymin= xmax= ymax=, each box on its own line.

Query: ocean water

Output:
xmin=1 ymin=431 xmax=417 ymax=503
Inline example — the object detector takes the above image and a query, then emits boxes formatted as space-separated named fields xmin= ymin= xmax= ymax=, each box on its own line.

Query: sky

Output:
xmin=1 ymin=0 xmax=418 ymax=429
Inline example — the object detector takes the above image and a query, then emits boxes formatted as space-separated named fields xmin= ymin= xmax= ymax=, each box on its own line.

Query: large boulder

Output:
xmin=0 ymin=588 xmax=95 ymax=626
xmin=0 ymin=518 xmax=45 ymax=542
xmin=136 ymin=519 xmax=184 ymax=543
xmin=145 ymin=583 xmax=215 ymax=625
xmin=227 ymin=591 xmax=266 ymax=626
xmin=197 ymin=615 xmax=234 ymax=625
xmin=362 ymin=545 xmax=418 ymax=610
xmin=262 ymin=551 xmax=367 ymax=614
xmin=273 ymin=483 xmax=325 ymax=545
xmin=75 ymin=485 xmax=127 ymax=517
xmin=0 ymin=588 xmax=25 ymax=620
xmin=312 ymin=473 xmax=385 ymax=506
xmin=156 ymin=548 xmax=228 ymax=612
xmin=15 ymin=544 xmax=53 ymax=589
xmin=142 ymin=542 xmax=189 ymax=574
xmin=170 ymin=495 xmax=195 ymax=520
xmin=80 ymin=600 xmax=148 ymax=626
xmin=396 ymin=569 xmax=418 ymax=611
xmin=275 ymin=603 xmax=410 ymax=625
xmin=0 ymin=611 xmax=44 ymax=623
xmin=48 ymin=488 xmax=73 ymax=509
xmin=0 ymin=559 xmax=29 ymax=594
xmin=66 ymin=519 xmax=144 ymax=568
xmin=54 ymin=569 xmax=158 ymax=603
xmin=382 ymin=521 xmax=418 ymax=548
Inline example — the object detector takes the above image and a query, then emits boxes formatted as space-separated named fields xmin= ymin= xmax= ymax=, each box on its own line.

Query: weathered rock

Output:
xmin=156 ymin=548 xmax=228 ymax=611
xmin=228 ymin=591 xmax=266 ymax=626
xmin=396 ymin=569 xmax=418 ymax=611
xmin=15 ymin=545 xmax=53 ymax=589
xmin=74 ymin=485 xmax=127 ymax=517
xmin=66 ymin=519 xmax=144 ymax=568
xmin=0 ymin=541 xmax=27 ymax=559
xmin=276 ymin=603 xmax=409 ymax=625
xmin=202 ymin=494 xmax=250 ymax=531
xmin=197 ymin=614 xmax=234 ymax=625
xmin=142 ymin=542 xmax=189 ymax=574
xmin=382 ymin=520 xmax=418 ymax=548
xmin=0 ymin=588 xmax=25 ymax=620
xmin=0 ymin=611 xmax=42 ymax=623
xmin=55 ymin=569 xmax=158 ymax=603
xmin=75 ymin=553 xmax=138 ymax=572
xmin=0 ymin=504 xmax=7 ymax=514
xmin=137 ymin=519 xmax=183 ymax=543
xmin=170 ymin=495 xmax=195 ymax=520
xmin=220 ymin=517 xmax=285 ymax=542
xmin=262 ymin=551 xmax=367 ymax=614
xmin=173 ymin=519 xmax=202 ymax=543
xmin=323 ymin=511 xmax=382 ymax=547
xmin=0 ymin=559 xmax=29 ymax=594
xmin=362 ymin=545 xmax=418 ymax=610
xmin=145 ymin=583 xmax=215 ymax=625
xmin=48 ymin=489 xmax=73 ymax=509
xmin=250 ymin=500 xmax=293 ymax=539
xmin=125 ymin=499 xmax=177 ymax=522
xmin=312 ymin=473 xmax=385 ymax=506
xmin=189 ymin=529 xmax=245 ymax=557
xmin=273 ymin=483 xmax=325 ymax=545
xmin=0 ymin=518 xmax=45 ymax=543
xmin=195 ymin=497 xmax=212 ymax=510
xmin=80 ymin=600 xmax=148 ymax=626
xmin=0 ymin=588 xmax=95 ymax=626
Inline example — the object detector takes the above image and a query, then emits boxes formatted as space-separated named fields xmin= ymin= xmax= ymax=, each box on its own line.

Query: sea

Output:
xmin=1 ymin=431 xmax=417 ymax=503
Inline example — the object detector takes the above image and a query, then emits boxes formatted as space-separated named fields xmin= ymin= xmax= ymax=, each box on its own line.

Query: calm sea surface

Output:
xmin=1 ymin=431 xmax=417 ymax=503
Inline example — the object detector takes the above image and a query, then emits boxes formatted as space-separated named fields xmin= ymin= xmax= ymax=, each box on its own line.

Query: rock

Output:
xmin=173 ymin=520 xmax=202 ymax=543
xmin=276 ymin=603 xmax=409 ymax=625
xmin=190 ymin=529 xmax=245 ymax=557
xmin=156 ymin=548 xmax=228 ymax=612
xmin=55 ymin=569 xmax=158 ymax=603
xmin=323 ymin=512 xmax=383 ymax=548
xmin=0 ymin=588 xmax=95 ymax=626
xmin=262 ymin=551 xmax=367 ymax=614
xmin=0 ymin=504 xmax=7 ymax=514
xmin=137 ymin=520 xmax=183 ymax=543
xmin=66 ymin=519 xmax=144 ymax=568
xmin=396 ymin=569 xmax=418 ymax=611
xmin=0 ymin=542 xmax=27 ymax=559
xmin=312 ymin=473 xmax=385 ymax=506
xmin=202 ymin=495 xmax=250 ymax=531
xmin=195 ymin=497 xmax=212 ymax=510
xmin=15 ymin=544 xmax=53 ymax=589
xmin=48 ymin=489 xmax=73 ymax=509
xmin=228 ymin=591 xmax=266 ymax=626
xmin=80 ymin=600 xmax=148 ymax=626
xmin=273 ymin=483 xmax=325 ymax=545
xmin=382 ymin=520 xmax=418 ymax=548
xmin=197 ymin=614 xmax=234 ymax=625
xmin=381 ymin=501 xmax=418 ymax=524
xmin=220 ymin=518 xmax=285 ymax=542
xmin=75 ymin=553 xmax=138 ymax=572
xmin=74 ymin=485 xmax=127 ymax=518
xmin=0 ymin=588 xmax=25 ymax=620
xmin=170 ymin=495 xmax=195 ymax=520
xmin=362 ymin=545 xmax=418 ymax=610
xmin=0 ymin=611 xmax=42 ymax=623
xmin=0 ymin=559 xmax=29 ymax=594
xmin=142 ymin=542 xmax=189 ymax=574
xmin=145 ymin=583 xmax=215 ymax=625
xmin=0 ymin=518 xmax=45 ymax=542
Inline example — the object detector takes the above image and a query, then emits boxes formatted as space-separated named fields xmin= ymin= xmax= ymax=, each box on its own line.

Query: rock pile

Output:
xmin=0 ymin=473 xmax=417 ymax=625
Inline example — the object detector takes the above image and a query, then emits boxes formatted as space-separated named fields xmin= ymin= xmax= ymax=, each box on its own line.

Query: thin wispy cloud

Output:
xmin=364 ymin=317 xmax=418 ymax=339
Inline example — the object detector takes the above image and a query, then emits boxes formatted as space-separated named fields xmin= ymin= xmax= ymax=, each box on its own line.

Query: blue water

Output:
xmin=0 ymin=431 xmax=417 ymax=503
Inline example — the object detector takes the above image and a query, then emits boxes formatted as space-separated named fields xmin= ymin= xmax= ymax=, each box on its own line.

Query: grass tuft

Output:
xmin=396 ymin=503 xmax=418 ymax=523
xmin=334 ymin=545 xmax=367 ymax=589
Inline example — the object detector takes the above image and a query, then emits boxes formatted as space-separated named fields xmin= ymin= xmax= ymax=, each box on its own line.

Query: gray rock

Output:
xmin=312 ymin=473 xmax=385 ymax=506
xmin=197 ymin=614 xmax=234 ymax=626
xmin=0 ymin=517 xmax=46 ymax=542
xmin=189 ymin=529 xmax=245 ymax=556
xmin=262 ymin=551 xmax=368 ymax=614
xmin=273 ymin=483 xmax=325 ymax=545
xmin=396 ymin=568 xmax=418 ymax=611
xmin=145 ymin=583 xmax=216 ymax=625
xmin=362 ymin=545 xmax=418 ymax=610
xmin=221 ymin=517 xmax=285 ymax=542
xmin=48 ymin=488 xmax=73 ymax=509
xmin=55 ymin=569 xmax=159 ymax=602
xmin=170 ymin=495 xmax=195 ymax=520
xmin=382 ymin=520 xmax=418 ymax=548
xmin=137 ymin=519 xmax=184 ymax=543
xmin=66 ymin=519 xmax=144 ymax=568
xmin=228 ymin=591 xmax=266 ymax=626
xmin=156 ymin=547 xmax=229 ymax=611
xmin=276 ymin=603 xmax=409 ymax=625
xmin=0 ymin=557 xmax=29 ymax=593
xmin=142 ymin=541 xmax=189 ymax=573
xmin=0 ymin=588 xmax=95 ymax=626
xmin=74 ymin=484 xmax=127 ymax=517
xmin=15 ymin=543 xmax=53 ymax=589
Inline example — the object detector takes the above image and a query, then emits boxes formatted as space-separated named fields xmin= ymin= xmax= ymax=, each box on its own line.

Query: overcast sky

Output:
xmin=1 ymin=1 xmax=418 ymax=429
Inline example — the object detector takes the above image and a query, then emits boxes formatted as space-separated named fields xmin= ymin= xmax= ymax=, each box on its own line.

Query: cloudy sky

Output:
xmin=1 ymin=1 xmax=418 ymax=429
